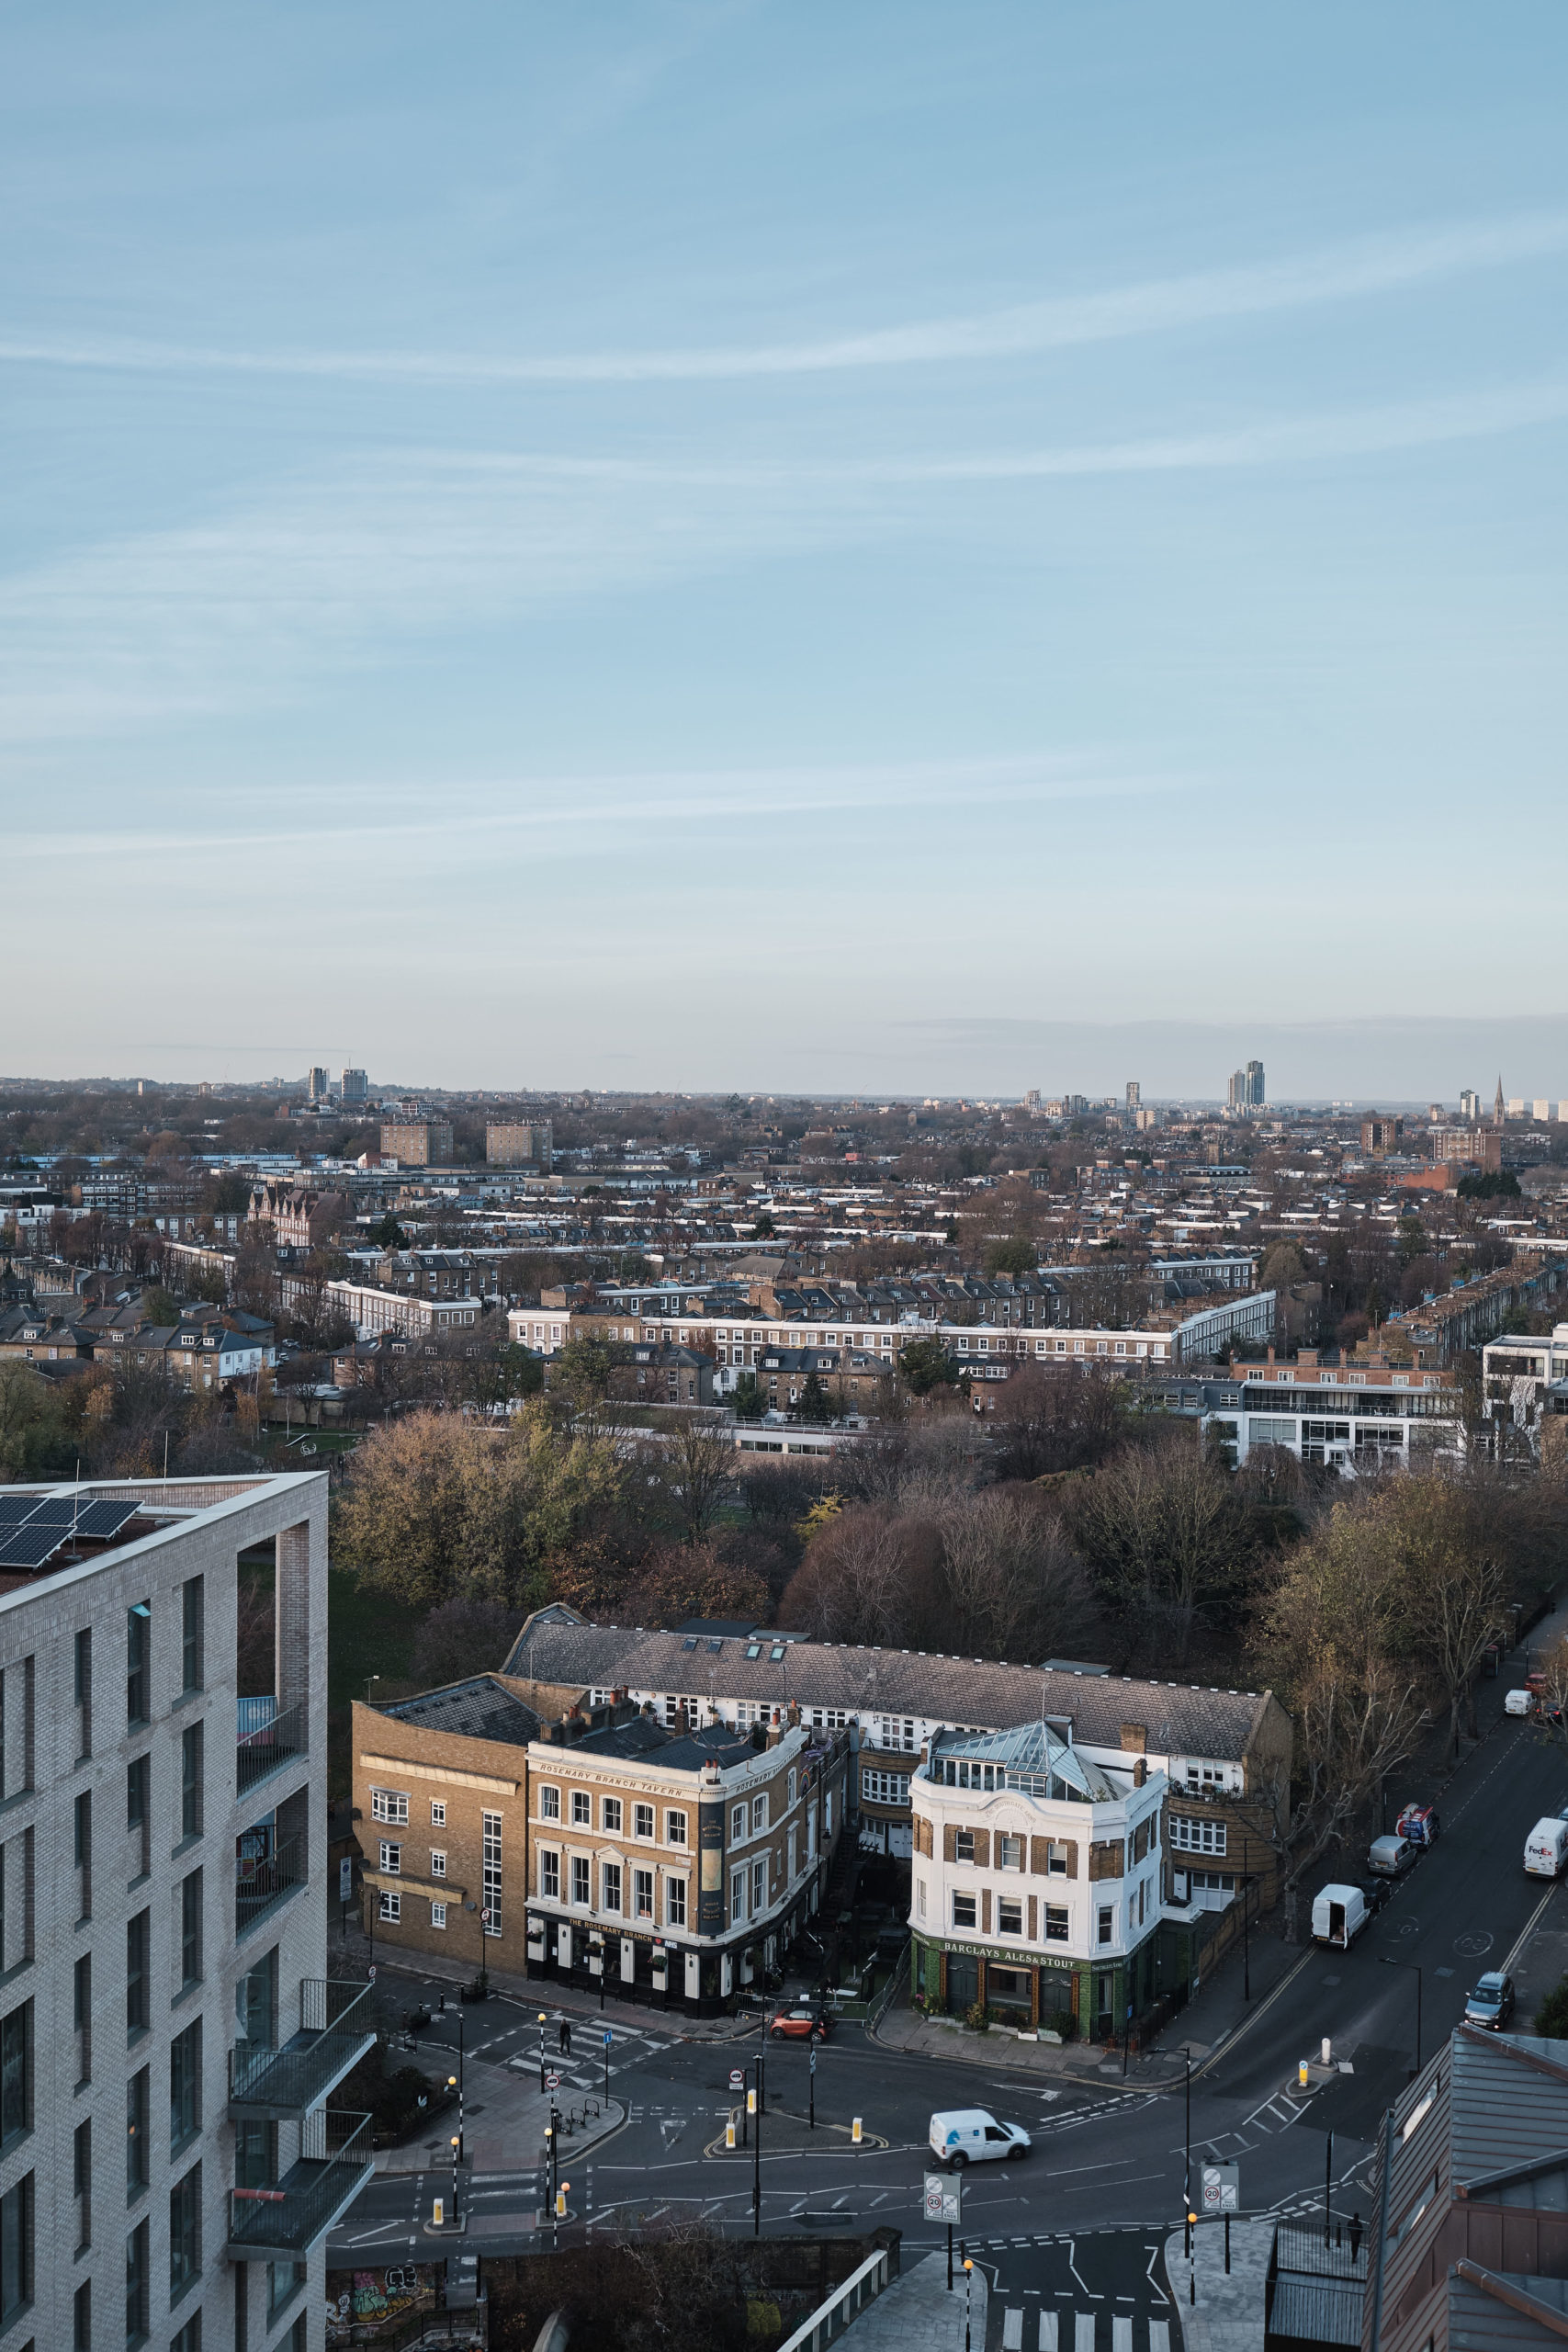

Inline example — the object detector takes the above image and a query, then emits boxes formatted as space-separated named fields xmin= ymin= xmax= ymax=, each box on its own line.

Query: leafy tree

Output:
xmin=1535 ymin=1973 xmax=1568 ymax=2038
xmin=367 ymin=1212 xmax=408 ymax=1250
xmin=795 ymin=1370 xmax=833 ymax=1424
xmin=552 ymin=1332 xmax=615 ymax=1413
xmin=141 ymin=1285 xmax=180 ymax=1327
xmin=623 ymin=1540 xmax=767 ymax=1630
xmin=1457 ymin=1170 xmax=1522 ymax=1200
xmin=749 ymin=1212 xmax=776 ymax=1240
xmin=983 ymin=1235 xmax=1036 ymax=1277
xmin=730 ymin=1372 xmax=765 ymax=1421
xmin=898 ymin=1338 xmax=958 ymax=1397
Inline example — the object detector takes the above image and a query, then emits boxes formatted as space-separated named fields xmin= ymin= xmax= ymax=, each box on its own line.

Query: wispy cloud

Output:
xmin=3 ymin=212 xmax=1566 ymax=386
xmin=3 ymin=371 xmax=1563 ymax=741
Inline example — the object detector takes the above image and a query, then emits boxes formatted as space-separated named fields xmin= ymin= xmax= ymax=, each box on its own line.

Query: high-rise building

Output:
xmin=1246 ymin=1059 xmax=1265 ymax=1107
xmin=340 ymin=1069 xmax=367 ymax=1105
xmin=1459 ymin=1089 xmax=1480 ymax=1124
xmin=1125 ymin=1081 xmax=1141 ymax=1109
xmin=0 ymin=1470 xmax=367 ymax=2349
xmin=306 ymin=1067 xmax=330 ymax=1103
xmin=379 ymin=1119 xmax=454 ymax=1166
xmin=485 ymin=1122 xmax=553 ymax=1169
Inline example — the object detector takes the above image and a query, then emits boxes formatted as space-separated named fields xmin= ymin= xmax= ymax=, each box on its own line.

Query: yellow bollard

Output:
xmin=748 ymin=2087 xmax=757 ymax=2115
xmin=433 ymin=2197 xmax=445 ymax=2228
xmin=852 ymin=2117 xmax=863 ymax=2144
xmin=556 ymin=2188 xmax=568 ymax=2218
xmin=727 ymin=2120 xmax=736 ymax=2150
xmin=1298 ymin=2061 xmax=1310 ymax=2089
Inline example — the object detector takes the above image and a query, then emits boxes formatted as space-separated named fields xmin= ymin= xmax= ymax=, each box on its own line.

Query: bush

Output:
xmin=964 ymin=2002 xmax=990 ymax=2032
xmin=1535 ymin=1973 xmax=1568 ymax=2038
xmin=1047 ymin=2008 xmax=1076 ymax=2040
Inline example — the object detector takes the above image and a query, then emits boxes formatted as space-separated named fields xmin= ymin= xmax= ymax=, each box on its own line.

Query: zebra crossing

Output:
xmin=506 ymin=2019 xmax=674 ymax=2096
xmin=996 ymin=2311 xmax=1171 ymax=2351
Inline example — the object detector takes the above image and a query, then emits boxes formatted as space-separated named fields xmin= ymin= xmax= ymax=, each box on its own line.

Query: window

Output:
xmin=635 ymin=1803 xmax=654 ymax=1840
xmin=128 ymin=1751 xmax=150 ymax=1838
xmin=74 ymin=1789 xmax=92 ymax=1915
xmin=952 ymin=1892 xmax=976 ymax=1928
xmin=127 ymin=1909 xmax=150 ymax=2036
xmin=634 ymin=1868 xmax=654 ymax=1919
xmin=73 ymin=1627 xmax=92 ymax=1755
xmin=570 ymin=1856 xmax=590 ymax=1907
xmin=917 ymin=1878 xmax=927 ymax=1917
xmin=751 ymin=1858 xmax=766 ymax=1915
xmin=482 ymin=1812 xmax=502 ymax=1938
xmin=752 ymin=1794 xmax=768 ymax=1834
xmin=602 ymin=1862 xmax=622 ymax=1915
xmin=73 ymin=1952 xmax=92 ymax=2084
xmin=1098 ymin=1905 xmax=1114 ymax=1947
xmin=541 ymin=1850 xmax=560 ymax=1900
xmin=180 ymin=1870 xmax=204 ymax=1987
xmin=169 ymin=2161 xmax=201 ymax=2300
xmin=730 ymin=1804 xmax=747 ymax=1844
xmin=75 ymin=2277 xmax=91 ymax=2350
xmin=0 ymin=2003 xmax=28 ymax=2149
xmin=0 ymin=2175 xmax=30 ymax=2326
xmin=1171 ymin=1815 xmax=1226 ymax=1856
xmin=998 ymin=1835 xmax=1024 ymax=1871
xmin=73 ymin=2115 xmax=92 ymax=2252
xmin=570 ymin=1792 xmax=591 ymax=1827
xmin=786 ymin=1770 xmax=797 ymax=1807
xmin=601 ymin=1796 xmax=623 ymax=1834
xmin=430 ymin=1849 xmax=446 ymax=1878
xmin=666 ymin=1876 xmax=686 ymax=1928
xmin=127 ymin=1602 xmax=151 ymax=1728
xmin=370 ymin=1789 xmax=409 ymax=1826
xmin=125 ymin=2214 xmax=150 ymax=2344
xmin=730 ymin=1868 xmax=746 ymax=1922
xmin=666 ymin=1810 xmax=687 ymax=1847
xmin=862 ymin=1770 xmax=910 ymax=1804
xmin=378 ymin=1888 xmax=401 ymax=1922
xmin=430 ymin=1799 xmax=446 ymax=1826
xmin=378 ymin=1841 xmax=401 ymax=1876
xmin=1045 ymin=1905 xmax=1069 ymax=1942
xmin=998 ymin=1897 xmax=1023 ymax=1937
xmin=127 ymin=2065 xmax=150 ymax=2194
xmin=1048 ymin=1841 xmax=1069 ymax=1876
xmin=171 ymin=2314 xmax=202 ymax=2352
xmin=181 ymin=1722 xmax=203 ymax=1839
xmin=171 ymin=2020 xmax=201 ymax=2154
xmin=431 ymin=1900 xmax=447 ymax=1928
xmin=878 ymin=1717 xmax=917 ymax=1753
xmin=181 ymin=1577 xmax=204 ymax=1693
xmin=539 ymin=1786 xmax=560 ymax=1821
xmin=954 ymin=1829 xmax=975 ymax=1864
xmin=809 ymin=1708 xmax=849 ymax=1731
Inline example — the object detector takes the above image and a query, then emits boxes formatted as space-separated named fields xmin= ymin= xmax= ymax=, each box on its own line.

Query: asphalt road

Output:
xmin=330 ymin=1713 xmax=1568 ymax=2326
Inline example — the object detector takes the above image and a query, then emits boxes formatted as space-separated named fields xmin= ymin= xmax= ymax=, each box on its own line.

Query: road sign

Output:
xmin=338 ymin=1857 xmax=354 ymax=1903
xmin=1201 ymin=2163 xmax=1241 ymax=2213
xmin=545 ymin=2071 xmax=562 ymax=2092
xmin=809 ymin=2047 xmax=817 ymax=2075
xmin=729 ymin=2068 xmax=746 ymax=2092
xmin=923 ymin=2173 xmax=962 ymax=2223
xmin=604 ymin=2030 xmax=613 ymax=2047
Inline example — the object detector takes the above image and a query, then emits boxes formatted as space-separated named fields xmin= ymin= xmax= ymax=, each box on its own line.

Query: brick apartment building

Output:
xmin=378 ymin=1121 xmax=453 ymax=1168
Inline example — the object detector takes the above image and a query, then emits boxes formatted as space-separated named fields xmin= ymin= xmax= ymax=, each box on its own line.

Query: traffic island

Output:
xmin=703 ymin=2109 xmax=889 ymax=2158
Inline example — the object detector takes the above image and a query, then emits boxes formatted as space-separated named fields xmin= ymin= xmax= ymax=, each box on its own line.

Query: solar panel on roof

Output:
xmin=0 ymin=1494 xmax=42 ymax=1522
xmin=72 ymin=1499 xmax=141 ymax=1542
xmin=0 ymin=1524 xmax=68 ymax=1570
xmin=19 ymin=1498 xmax=84 ymax=1525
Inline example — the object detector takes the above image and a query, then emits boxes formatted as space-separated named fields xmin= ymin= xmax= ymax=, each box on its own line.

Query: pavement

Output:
xmin=1164 ymin=2220 xmax=1272 ymax=2352
xmin=842 ymin=2250 xmax=988 ymax=2352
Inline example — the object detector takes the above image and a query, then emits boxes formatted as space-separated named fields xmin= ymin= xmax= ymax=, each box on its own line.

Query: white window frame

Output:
xmin=952 ymin=1890 xmax=976 ymax=1928
xmin=665 ymin=1809 xmax=687 ymax=1847
xmin=571 ymin=1792 xmax=591 ymax=1826
xmin=371 ymin=1788 xmax=409 ymax=1826
xmin=430 ymin=1800 xmax=446 ymax=1826
xmin=665 ymin=1875 xmax=686 ymax=1928
xmin=730 ymin=1867 xmax=747 ymax=1923
xmin=539 ymin=1785 xmax=561 ymax=1820
xmin=431 ymin=1901 xmax=447 ymax=1930
xmin=730 ymin=1804 xmax=747 ymax=1845
xmin=378 ymin=1840 xmax=400 ymax=1875
xmin=751 ymin=1794 xmax=768 ymax=1835
xmin=541 ymin=1849 xmax=560 ymax=1900
xmin=634 ymin=1803 xmax=655 ymax=1841
xmin=570 ymin=1855 xmax=591 ymax=1907
xmin=602 ymin=1796 xmax=624 ymax=1834
xmin=378 ymin=1889 xmax=400 ymax=1922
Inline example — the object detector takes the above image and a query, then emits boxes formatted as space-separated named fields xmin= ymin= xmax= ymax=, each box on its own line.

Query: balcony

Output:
xmin=236 ymin=1698 xmax=306 ymax=1796
xmin=229 ymin=1980 xmax=377 ymax=2120
xmin=235 ymin=1832 xmax=305 ymax=1938
xmin=223 ymin=2109 xmax=374 ymax=2261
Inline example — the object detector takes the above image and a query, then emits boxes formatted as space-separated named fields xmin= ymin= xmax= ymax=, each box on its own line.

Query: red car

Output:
xmin=769 ymin=2006 xmax=830 ymax=2041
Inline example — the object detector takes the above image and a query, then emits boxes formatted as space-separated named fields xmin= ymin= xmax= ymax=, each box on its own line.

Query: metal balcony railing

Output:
xmin=235 ymin=1832 xmax=305 ymax=1937
xmin=236 ymin=1700 xmax=306 ymax=1795
xmin=224 ymin=2109 xmax=374 ymax=2259
xmin=229 ymin=1980 xmax=377 ymax=2118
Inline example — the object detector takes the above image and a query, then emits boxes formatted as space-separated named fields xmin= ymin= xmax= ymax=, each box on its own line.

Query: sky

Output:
xmin=3 ymin=2 xmax=1566 ymax=1101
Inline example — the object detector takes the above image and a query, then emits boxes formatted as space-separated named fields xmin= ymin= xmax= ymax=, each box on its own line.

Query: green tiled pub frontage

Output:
xmin=912 ymin=1918 xmax=1192 ymax=2042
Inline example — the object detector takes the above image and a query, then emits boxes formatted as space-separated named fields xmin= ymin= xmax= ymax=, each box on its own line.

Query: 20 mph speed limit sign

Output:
xmin=1201 ymin=2163 xmax=1240 ymax=2212
xmin=923 ymin=2174 xmax=962 ymax=2223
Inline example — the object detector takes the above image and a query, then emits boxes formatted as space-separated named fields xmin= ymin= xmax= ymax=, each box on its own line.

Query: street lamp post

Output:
xmin=964 ymin=2256 xmax=974 ymax=2352
xmin=1380 ymin=1956 xmax=1424 ymax=2075
xmin=537 ymin=2010 xmax=547 ymax=2095
xmin=1183 ymin=2050 xmax=1193 ymax=2257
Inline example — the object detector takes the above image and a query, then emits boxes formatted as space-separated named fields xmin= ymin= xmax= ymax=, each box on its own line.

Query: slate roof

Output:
xmin=378 ymin=1674 xmax=541 ymax=1749
xmin=500 ymin=1609 xmax=1277 ymax=1762
xmin=567 ymin=1716 xmax=759 ymax=1771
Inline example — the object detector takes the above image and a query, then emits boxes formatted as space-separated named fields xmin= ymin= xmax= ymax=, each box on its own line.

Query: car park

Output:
xmin=768 ymin=2006 xmax=830 ymax=2041
xmin=930 ymin=2108 xmax=1032 ymax=2167
xmin=1464 ymin=1973 xmax=1516 ymax=2030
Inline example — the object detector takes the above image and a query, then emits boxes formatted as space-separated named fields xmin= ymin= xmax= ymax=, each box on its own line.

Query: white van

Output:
xmin=1525 ymin=1818 xmax=1568 ymax=1876
xmin=930 ymin=2109 xmax=1032 ymax=2168
xmin=1312 ymin=1884 xmax=1369 ymax=1948
xmin=1506 ymin=1689 xmax=1534 ymax=1717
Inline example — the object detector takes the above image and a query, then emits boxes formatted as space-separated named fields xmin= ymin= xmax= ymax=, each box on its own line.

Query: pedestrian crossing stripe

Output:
xmin=1000 ymin=2318 xmax=1170 ymax=2351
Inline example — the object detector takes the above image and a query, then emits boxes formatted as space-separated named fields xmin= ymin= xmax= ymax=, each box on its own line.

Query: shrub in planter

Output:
xmin=964 ymin=2002 xmax=991 ymax=2032
xmin=1048 ymin=2008 xmax=1075 ymax=2041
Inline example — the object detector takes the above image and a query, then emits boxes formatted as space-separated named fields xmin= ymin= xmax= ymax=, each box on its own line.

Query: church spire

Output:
xmin=1494 ymin=1075 xmax=1506 ymax=1125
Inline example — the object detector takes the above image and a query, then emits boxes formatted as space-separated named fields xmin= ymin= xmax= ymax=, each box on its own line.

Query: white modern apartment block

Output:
xmin=0 ymin=1473 xmax=371 ymax=2352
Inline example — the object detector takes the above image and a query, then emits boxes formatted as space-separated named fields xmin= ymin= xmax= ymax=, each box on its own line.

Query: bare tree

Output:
xmin=660 ymin=1410 xmax=735 ymax=1544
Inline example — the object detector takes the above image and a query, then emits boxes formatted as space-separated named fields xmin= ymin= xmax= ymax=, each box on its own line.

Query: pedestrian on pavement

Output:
xmin=1348 ymin=2212 xmax=1362 ymax=2262
xmin=559 ymin=2018 xmax=572 ymax=2056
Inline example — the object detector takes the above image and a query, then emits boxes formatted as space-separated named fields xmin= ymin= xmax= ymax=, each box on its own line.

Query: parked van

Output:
xmin=1395 ymin=1804 xmax=1439 ymax=1847
xmin=929 ymin=2109 xmax=1032 ymax=2168
xmin=1524 ymin=1818 xmax=1568 ymax=1877
xmin=1312 ymin=1884 xmax=1369 ymax=1948
xmin=1369 ymin=1835 xmax=1416 ymax=1877
xmin=1506 ymin=1690 xmax=1534 ymax=1717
